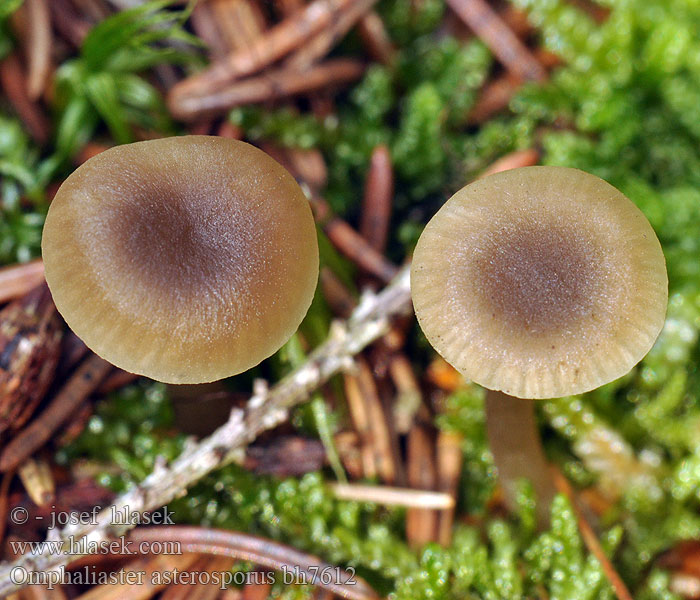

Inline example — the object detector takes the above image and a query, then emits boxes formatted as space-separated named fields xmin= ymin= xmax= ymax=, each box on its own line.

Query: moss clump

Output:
xmin=0 ymin=116 xmax=51 ymax=263
xmin=56 ymin=383 xmax=185 ymax=489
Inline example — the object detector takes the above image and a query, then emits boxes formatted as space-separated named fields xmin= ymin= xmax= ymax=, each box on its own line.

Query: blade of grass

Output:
xmin=83 ymin=72 xmax=133 ymax=144
xmin=81 ymin=0 xmax=175 ymax=68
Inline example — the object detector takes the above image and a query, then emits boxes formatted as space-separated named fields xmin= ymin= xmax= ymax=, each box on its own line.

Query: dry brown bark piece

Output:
xmin=406 ymin=422 xmax=438 ymax=548
xmin=447 ymin=0 xmax=547 ymax=82
xmin=360 ymin=145 xmax=394 ymax=254
xmin=25 ymin=0 xmax=52 ymax=101
xmin=357 ymin=11 xmax=396 ymax=65
xmin=0 ymin=354 xmax=112 ymax=472
xmin=0 ymin=53 xmax=51 ymax=144
xmin=0 ymin=261 xmax=45 ymax=305
xmin=0 ymin=285 xmax=62 ymax=436
xmin=169 ymin=59 xmax=365 ymax=121
xmin=170 ymin=0 xmax=367 ymax=101
xmin=436 ymin=431 xmax=463 ymax=546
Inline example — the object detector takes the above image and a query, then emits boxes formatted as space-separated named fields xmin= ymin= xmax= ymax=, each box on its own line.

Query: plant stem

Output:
xmin=484 ymin=390 xmax=557 ymax=529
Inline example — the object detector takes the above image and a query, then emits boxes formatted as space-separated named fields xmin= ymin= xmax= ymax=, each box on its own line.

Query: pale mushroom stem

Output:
xmin=484 ymin=390 xmax=557 ymax=529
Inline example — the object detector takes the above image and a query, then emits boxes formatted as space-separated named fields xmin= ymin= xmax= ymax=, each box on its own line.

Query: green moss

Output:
xmin=0 ymin=116 xmax=50 ymax=264
xmin=62 ymin=382 xmax=625 ymax=597
xmin=53 ymin=0 xmax=201 ymax=159
xmin=56 ymin=382 xmax=185 ymax=491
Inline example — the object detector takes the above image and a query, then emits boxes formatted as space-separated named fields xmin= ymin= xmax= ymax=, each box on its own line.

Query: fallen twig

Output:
xmin=161 ymin=555 xmax=236 ymax=600
xmin=17 ymin=457 xmax=55 ymax=507
xmin=56 ymin=332 xmax=89 ymax=380
xmin=244 ymin=436 xmax=326 ymax=476
xmin=55 ymin=399 xmax=93 ymax=447
xmin=275 ymin=0 xmax=304 ymax=17
xmin=467 ymin=73 xmax=522 ymax=123
xmin=0 ymin=53 xmax=51 ymax=144
xmin=286 ymin=147 xmax=328 ymax=191
xmin=284 ymin=0 xmax=378 ymax=70
xmin=190 ymin=2 xmax=229 ymax=57
xmin=0 ymin=354 xmax=112 ymax=472
xmin=217 ymin=120 xmax=244 ymax=139
xmin=343 ymin=370 xmax=377 ymax=478
xmin=48 ymin=0 xmax=91 ymax=48
xmin=479 ymin=148 xmax=539 ymax=178
xmin=436 ymin=431 xmax=463 ymax=546
xmin=242 ymin=581 xmax=272 ymax=600
xmin=75 ymin=552 xmax=199 ymax=600
xmin=72 ymin=0 xmax=109 ymax=21
xmin=323 ymin=214 xmax=399 ymax=283
xmin=357 ymin=356 xmax=398 ymax=483
xmin=357 ymin=11 xmax=396 ymax=65
xmin=669 ymin=573 xmax=700 ymax=599
xmin=569 ymin=0 xmax=610 ymax=23
xmin=447 ymin=0 xmax=547 ymax=82
xmin=553 ymin=469 xmax=634 ymax=600
xmin=320 ymin=268 xmax=356 ymax=318
xmin=210 ymin=0 xmax=266 ymax=53
xmin=275 ymin=146 xmax=399 ymax=283
xmin=0 ymin=260 xmax=45 ymax=305
xmin=360 ymin=144 xmax=394 ymax=254
xmin=0 ymin=266 xmax=412 ymax=596
xmin=406 ymin=421 xmax=438 ymax=548
xmin=25 ymin=0 xmax=52 ymax=100
xmin=0 ymin=470 xmax=14 ymax=550
xmin=95 ymin=370 xmax=140 ymax=395
xmin=0 ymin=284 xmax=62 ymax=436
xmin=169 ymin=0 xmax=364 ymax=103
xmin=388 ymin=354 xmax=421 ymax=434
xmin=499 ymin=4 xmax=534 ymax=39
xmin=170 ymin=59 xmax=365 ymax=121
xmin=331 ymin=483 xmax=454 ymax=509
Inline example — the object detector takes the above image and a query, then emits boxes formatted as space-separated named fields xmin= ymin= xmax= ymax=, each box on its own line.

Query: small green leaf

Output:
xmin=84 ymin=73 xmax=133 ymax=144
xmin=81 ymin=0 xmax=175 ymax=70
xmin=55 ymin=95 xmax=98 ymax=158
xmin=0 ymin=0 xmax=23 ymax=19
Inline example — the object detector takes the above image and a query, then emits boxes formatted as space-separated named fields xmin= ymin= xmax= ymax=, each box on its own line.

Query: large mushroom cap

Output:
xmin=42 ymin=136 xmax=319 ymax=384
xmin=411 ymin=166 xmax=668 ymax=399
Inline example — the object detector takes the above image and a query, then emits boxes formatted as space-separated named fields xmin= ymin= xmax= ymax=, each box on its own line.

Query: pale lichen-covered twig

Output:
xmin=330 ymin=483 xmax=455 ymax=509
xmin=0 ymin=266 xmax=411 ymax=597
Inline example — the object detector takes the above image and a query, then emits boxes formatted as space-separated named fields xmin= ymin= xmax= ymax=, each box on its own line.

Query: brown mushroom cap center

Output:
xmin=474 ymin=222 xmax=607 ymax=334
xmin=104 ymin=180 xmax=258 ymax=299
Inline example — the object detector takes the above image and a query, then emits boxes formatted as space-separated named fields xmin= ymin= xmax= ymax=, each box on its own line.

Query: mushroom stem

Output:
xmin=485 ymin=390 xmax=556 ymax=529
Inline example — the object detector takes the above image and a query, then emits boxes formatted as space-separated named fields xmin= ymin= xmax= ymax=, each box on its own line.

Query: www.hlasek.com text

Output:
xmin=9 ymin=536 xmax=181 ymax=557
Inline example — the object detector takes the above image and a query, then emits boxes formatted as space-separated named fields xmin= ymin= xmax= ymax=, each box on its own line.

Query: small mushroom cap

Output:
xmin=42 ymin=136 xmax=319 ymax=384
xmin=411 ymin=166 xmax=668 ymax=399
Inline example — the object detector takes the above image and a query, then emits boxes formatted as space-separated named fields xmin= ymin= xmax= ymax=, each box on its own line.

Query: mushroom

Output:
xmin=42 ymin=136 xmax=319 ymax=384
xmin=411 ymin=166 xmax=667 ymax=524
